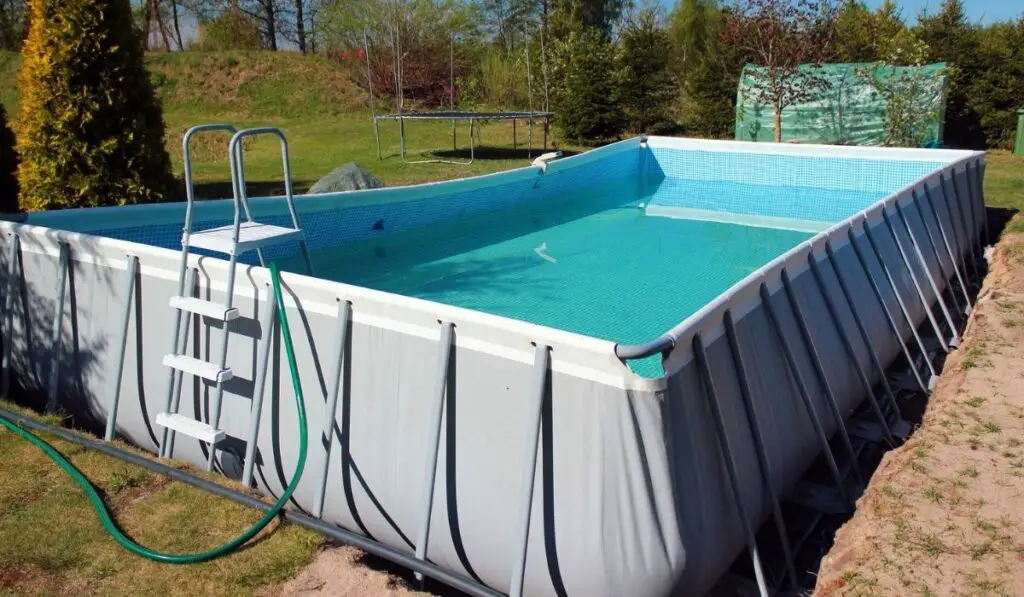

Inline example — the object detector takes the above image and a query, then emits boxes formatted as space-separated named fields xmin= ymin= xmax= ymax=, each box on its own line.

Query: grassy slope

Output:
xmin=1 ymin=50 xmax=577 ymax=198
xmin=0 ymin=400 xmax=322 ymax=597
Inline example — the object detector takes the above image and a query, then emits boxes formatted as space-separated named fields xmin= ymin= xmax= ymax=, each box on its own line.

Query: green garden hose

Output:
xmin=0 ymin=262 xmax=307 ymax=564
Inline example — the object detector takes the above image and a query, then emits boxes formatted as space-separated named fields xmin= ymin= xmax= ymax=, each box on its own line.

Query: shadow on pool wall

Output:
xmin=0 ymin=136 xmax=988 ymax=596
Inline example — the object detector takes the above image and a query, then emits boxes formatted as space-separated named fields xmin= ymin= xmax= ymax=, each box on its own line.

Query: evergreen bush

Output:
xmin=17 ymin=0 xmax=173 ymax=211
xmin=552 ymin=28 xmax=622 ymax=143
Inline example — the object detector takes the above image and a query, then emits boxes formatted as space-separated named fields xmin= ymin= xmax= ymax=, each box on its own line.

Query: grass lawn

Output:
xmin=0 ymin=399 xmax=323 ymax=597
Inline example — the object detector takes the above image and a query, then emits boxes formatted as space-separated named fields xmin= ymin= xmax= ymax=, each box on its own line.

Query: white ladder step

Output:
xmin=186 ymin=222 xmax=304 ymax=255
xmin=163 ymin=354 xmax=233 ymax=383
xmin=169 ymin=296 xmax=240 ymax=321
xmin=155 ymin=412 xmax=225 ymax=444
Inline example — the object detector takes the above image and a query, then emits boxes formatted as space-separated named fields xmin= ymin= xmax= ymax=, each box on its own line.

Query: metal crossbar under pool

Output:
xmin=0 ymin=135 xmax=988 ymax=597
xmin=373 ymin=110 xmax=554 ymax=164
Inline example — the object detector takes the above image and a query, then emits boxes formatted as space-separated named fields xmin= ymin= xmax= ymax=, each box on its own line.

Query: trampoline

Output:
xmin=374 ymin=110 xmax=554 ymax=165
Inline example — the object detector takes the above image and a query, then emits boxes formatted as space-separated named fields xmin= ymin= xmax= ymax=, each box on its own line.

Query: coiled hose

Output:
xmin=0 ymin=262 xmax=307 ymax=563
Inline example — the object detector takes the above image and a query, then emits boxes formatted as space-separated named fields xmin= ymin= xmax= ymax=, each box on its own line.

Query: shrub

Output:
xmin=0 ymin=103 xmax=18 ymax=212
xmin=552 ymin=28 xmax=623 ymax=143
xmin=16 ymin=0 xmax=174 ymax=211
xmin=192 ymin=7 xmax=264 ymax=52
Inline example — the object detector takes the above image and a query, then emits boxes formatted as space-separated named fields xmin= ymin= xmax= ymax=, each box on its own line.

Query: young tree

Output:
xmin=669 ymin=0 xmax=748 ymax=138
xmin=551 ymin=27 xmax=622 ymax=141
xmin=617 ymin=9 xmax=674 ymax=132
xmin=0 ymin=104 xmax=18 ymax=213
xmin=724 ymin=0 xmax=838 ymax=142
xmin=858 ymin=31 xmax=947 ymax=147
xmin=17 ymin=0 xmax=174 ymax=210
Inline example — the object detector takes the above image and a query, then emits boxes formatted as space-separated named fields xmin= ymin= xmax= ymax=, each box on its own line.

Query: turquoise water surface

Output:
xmin=302 ymin=176 xmax=815 ymax=376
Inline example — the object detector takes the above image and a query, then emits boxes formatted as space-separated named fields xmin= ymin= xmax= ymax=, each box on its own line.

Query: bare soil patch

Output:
xmin=814 ymin=233 xmax=1024 ymax=597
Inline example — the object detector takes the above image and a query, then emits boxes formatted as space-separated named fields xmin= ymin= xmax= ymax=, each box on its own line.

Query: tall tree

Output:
xmin=617 ymin=9 xmax=674 ymax=132
xmin=724 ymin=0 xmax=838 ymax=142
xmin=17 ymin=0 xmax=173 ymax=210
xmin=915 ymin=0 xmax=982 ymax=147
xmin=549 ymin=0 xmax=629 ymax=39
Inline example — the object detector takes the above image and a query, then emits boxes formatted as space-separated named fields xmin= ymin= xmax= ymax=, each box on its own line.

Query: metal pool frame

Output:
xmin=373 ymin=111 xmax=554 ymax=165
xmin=0 ymin=136 xmax=987 ymax=597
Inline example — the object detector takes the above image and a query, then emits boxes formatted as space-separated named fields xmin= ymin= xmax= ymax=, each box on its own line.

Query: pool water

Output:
xmin=301 ymin=176 xmax=815 ymax=375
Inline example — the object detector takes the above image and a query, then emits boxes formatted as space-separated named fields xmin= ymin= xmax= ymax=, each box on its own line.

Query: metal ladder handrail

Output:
xmin=228 ymin=128 xmax=314 ymax=275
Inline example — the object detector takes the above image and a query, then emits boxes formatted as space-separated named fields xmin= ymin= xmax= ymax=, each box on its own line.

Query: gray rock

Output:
xmin=307 ymin=163 xmax=385 ymax=194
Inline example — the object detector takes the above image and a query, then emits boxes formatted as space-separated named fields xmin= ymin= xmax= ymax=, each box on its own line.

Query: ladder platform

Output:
xmin=169 ymin=296 xmax=240 ymax=321
xmin=186 ymin=222 xmax=304 ymax=255
xmin=155 ymin=412 xmax=225 ymax=444
xmin=163 ymin=354 xmax=233 ymax=383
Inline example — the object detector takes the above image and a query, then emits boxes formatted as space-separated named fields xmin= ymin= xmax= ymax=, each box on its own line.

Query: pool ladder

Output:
xmin=155 ymin=125 xmax=314 ymax=471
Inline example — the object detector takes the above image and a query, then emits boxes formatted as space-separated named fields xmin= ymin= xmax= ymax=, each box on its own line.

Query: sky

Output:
xmin=860 ymin=0 xmax=1024 ymax=24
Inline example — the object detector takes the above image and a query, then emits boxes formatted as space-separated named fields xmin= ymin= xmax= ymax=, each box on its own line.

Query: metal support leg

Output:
xmin=47 ymin=243 xmax=69 ymax=413
xmin=528 ymin=117 xmax=534 ymax=159
xmin=312 ymin=300 xmax=352 ymax=517
xmin=880 ymin=210 xmax=949 ymax=353
xmin=414 ymin=321 xmax=454 ymax=583
xmin=854 ymin=227 xmax=936 ymax=389
xmin=205 ymin=254 xmax=240 ymax=471
xmin=895 ymin=201 xmax=958 ymax=345
xmin=241 ymin=286 xmax=278 ymax=487
xmin=910 ymin=190 xmax=963 ymax=317
xmin=508 ymin=344 xmax=549 ymax=597
xmin=1 ymin=234 xmax=21 ymax=397
xmin=808 ymin=253 xmax=897 ymax=446
xmin=723 ymin=310 xmax=798 ymax=589
xmin=925 ymin=185 xmax=972 ymax=312
xmin=105 ymin=255 xmax=138 ymax=441
xmin=780 ymin=269 xmax=865 ymax=487
xmin=760 ymin=283 xmax=852 ymax=509
xmin=965 ymin=162 xmax=984 ymax=250
xmin=513 ymin=119 xmax=517 ymax=151
xmin=692 ymin=333 xmax=769 ymax=597
xmin=976 ymin=160 xmax=990 ymax=246
xmin=942 ymin=172 xmax=979 ymax=280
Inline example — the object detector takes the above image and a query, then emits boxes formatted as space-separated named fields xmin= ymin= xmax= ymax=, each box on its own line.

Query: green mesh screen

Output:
xmin=734 ymin=62 xmax=948 ymax=147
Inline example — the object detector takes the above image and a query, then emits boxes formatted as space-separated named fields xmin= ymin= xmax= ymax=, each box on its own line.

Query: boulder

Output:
xmin=307 ymin=163 xmax=385 ymax=194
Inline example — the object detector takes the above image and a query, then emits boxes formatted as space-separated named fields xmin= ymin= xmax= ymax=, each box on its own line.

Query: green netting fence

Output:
xmin=734 ymin=62 xmax=948 ymax=147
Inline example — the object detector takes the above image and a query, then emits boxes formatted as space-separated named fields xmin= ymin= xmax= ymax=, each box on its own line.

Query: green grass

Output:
xmin=0 ymin=399 xmax=322 ymax=596
xmin=983 ymin=151 xmax=1024 ymax=234
xmin=1 ymin=50 xmax=585 ymax=200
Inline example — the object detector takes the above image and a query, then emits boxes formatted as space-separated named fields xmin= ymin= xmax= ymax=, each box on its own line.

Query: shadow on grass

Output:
xmin=425 ymin=146 xmax=579 ymax=161
xmin=185 ymin=180 xmax=317 ymax=201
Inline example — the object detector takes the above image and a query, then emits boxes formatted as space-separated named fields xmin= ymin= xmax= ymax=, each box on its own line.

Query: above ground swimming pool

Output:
xmin=1 ymin=136 xmax=986 ymax=596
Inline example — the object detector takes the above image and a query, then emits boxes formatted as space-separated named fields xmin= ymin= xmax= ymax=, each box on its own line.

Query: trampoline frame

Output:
xmin=373 ymin=111 xmax=554 ymax=165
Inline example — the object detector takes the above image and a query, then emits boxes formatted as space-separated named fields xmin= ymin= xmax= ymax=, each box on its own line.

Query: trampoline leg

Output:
xmin=513 ymin=119 xmax=517 ymax=152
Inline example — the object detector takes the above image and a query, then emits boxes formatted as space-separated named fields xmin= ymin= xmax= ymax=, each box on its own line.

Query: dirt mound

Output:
xmin=814 ymin=234 xmax=1024 ymax=597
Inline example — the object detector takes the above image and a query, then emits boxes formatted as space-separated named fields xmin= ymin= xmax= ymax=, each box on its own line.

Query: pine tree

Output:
xmin=0 ymin=104 xmax=18 ymax=213
xmin=617 ymin=10 xmax=675 ymax=133
xmin=552 ymin=27 xmax=623 ymax=142
xmin=16 ymin=0 xmax=174 ymax=211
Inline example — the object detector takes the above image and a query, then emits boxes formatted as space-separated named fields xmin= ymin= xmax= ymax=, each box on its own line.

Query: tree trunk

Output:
xmin=151 ymin=0 xmax=171 ymax=52
xmin=266 ymin=1 xmax=277 ymax=51
xmin=773 ymin=105 xmax=782 ymax=143
xmin=294 ymin=0 xmax=306 ymax=53
xmin=170 ymin=0 xmax=184 ymax=50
